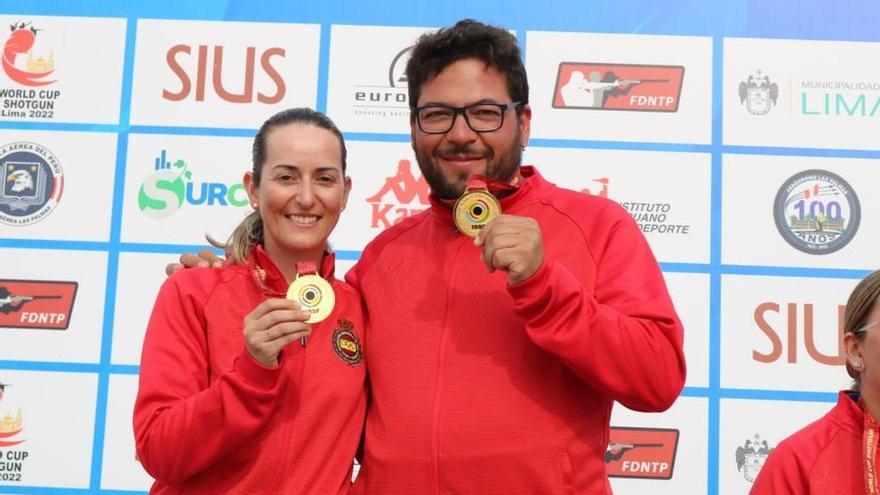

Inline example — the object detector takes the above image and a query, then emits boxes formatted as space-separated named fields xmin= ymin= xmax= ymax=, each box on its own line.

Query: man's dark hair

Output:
xmin=406 ymin=19 xmax=529 ymax=112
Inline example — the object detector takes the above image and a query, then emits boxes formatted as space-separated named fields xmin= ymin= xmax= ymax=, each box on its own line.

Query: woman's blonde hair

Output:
xmin=208 ymin=108 xmax=347 ymax=264
xmin=844 ymin=269 xmax=880 ymax=388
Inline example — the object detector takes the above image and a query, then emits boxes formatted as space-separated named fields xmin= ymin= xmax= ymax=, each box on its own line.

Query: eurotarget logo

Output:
xmin=366 ymin=159 xmax=429 ymax=229
xmin=0 ymin=141 xmax=63 ymax=226
xmin=773 ymin=169 xmax=860 ymax=254
xmin=350 ymin=45 xmax=411 ymax=118
xmin=138 ymin=149 xmax=248 ymax=219
xmin=553 ymin=62 xmax=684 ymax=112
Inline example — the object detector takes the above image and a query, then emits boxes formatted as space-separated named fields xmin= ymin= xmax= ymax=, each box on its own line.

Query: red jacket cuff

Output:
xmin=233 ymin=348 xmax=281 ymax=391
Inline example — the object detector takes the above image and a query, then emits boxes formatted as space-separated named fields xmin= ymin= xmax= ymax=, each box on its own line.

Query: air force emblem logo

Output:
xmin=0 ymin=142 xmax=63 ymax=226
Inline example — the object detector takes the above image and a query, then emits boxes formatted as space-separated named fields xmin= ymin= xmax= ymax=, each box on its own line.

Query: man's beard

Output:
xmin=416 ymin=134 xmax=523 ymax=200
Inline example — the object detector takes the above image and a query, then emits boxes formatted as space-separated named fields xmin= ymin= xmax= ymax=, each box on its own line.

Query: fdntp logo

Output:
xmin=773 ymin=169 xmax=859 ymax=254
xmin=0 ymin=279 xmax=78 ymax=330
xmin=553 ymin=62 xmax=684 ymax=112
xmin=605 ymin=426 xmax=679 ymax=480
xmin=138 ymin=149 xmax=248 ymax=219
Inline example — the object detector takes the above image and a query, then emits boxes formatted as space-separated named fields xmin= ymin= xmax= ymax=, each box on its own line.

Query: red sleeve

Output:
xmin=749 ymin=442 xmax=808 ymax=494
xmin=508 ymin=201 xmax=685 ymax=411
xmin=132 ymin=272 xmax=283 ymax=483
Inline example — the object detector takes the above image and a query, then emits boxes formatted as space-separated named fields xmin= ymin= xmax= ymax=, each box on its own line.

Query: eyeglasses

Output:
xmin=413 ymin=102 xmax=522 ymax=134
xmin=854 ymin=318 xmax=880 ymax=335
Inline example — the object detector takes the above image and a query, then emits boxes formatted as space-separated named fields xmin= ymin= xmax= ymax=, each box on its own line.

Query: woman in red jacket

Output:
xmin=133 ymin=108 xmax=366 ymax=494
xmin=751 ymin=268 xmax=880 ymax=494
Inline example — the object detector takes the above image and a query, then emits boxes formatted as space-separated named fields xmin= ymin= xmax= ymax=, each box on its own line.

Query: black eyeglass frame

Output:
xmin=412 ymin=101 xmax=523 ymax=134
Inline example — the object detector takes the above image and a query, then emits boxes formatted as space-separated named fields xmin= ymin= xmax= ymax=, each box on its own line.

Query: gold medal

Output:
xmin=286 ymin=262 xmax=335 ymax=324
xmin=453 ymin=181 xmax=501 ymax=237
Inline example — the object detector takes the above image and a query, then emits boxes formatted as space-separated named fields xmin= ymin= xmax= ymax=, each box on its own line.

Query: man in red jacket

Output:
xmin=175 ymin=18 xmax=685 ymax=495
xmin=346 ymin=19 xmax=685 ymax=494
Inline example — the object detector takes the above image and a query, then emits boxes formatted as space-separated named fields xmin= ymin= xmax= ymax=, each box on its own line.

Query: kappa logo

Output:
xmin=2 ymin=21 xmax=55 ymax=87
xmin=773 ymin=169 xmax=860 ymax=255
xmin=605 ymin=426 xmax=679 ymax=480
xmin=735 ymin=434 xmax=774 ymax=483
xmin=553 ymin=62 xmax=684 ymax=112
xmin=0 ymin=279 xmax=78 ymax=330
xmin=332 ymin=319 xmax=363 ymax=366
xmin=739 ymin=70 xmax=779 ymax=116
xmin=0 ymin=142 xmax=63 ymax=226
xmin=366 ymin=159 xmax=429 ymax=229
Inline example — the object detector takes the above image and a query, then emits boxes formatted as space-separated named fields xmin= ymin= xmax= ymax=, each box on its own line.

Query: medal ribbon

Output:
xmin=296 ymin=261 xmax=318 ymax=277
xmin=864 ymin=408 xmax=880 ymax=494
xmin=468 ymin=174 xmax=520 ymax=198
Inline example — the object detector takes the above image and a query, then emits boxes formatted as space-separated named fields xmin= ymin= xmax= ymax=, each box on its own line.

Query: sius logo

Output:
xmin=753 ymin=301 xmax=845 ymax=365
xmin=553 ymin=62 xmax=684 ymax=112
xmin=773 ymin=169 xmax=860 ymax=254
xmin=735 ymin=434 xmax=774 ymax=483
xmin=138 ymin=150 xmax=248 ymax=219
xmin=366 ymin=159 xmax=429 ymax=229
xmin=2 ymin=21 xmax=55 ymax=87
xmin=738 ymin=70 xmax=779 ymax=116
xmin=0 ymin=141 xmax=63 ymax=226
xmin=163 ymin=44 xmax=286 ymax=104
xmin=605 ymin=427 xmax=679 ymax=480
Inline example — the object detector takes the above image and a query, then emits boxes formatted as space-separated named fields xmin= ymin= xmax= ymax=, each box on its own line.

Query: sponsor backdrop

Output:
xmin=0 ymin=0 xmax=876 ymax=493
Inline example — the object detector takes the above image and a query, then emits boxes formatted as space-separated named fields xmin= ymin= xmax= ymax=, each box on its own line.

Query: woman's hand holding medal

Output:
xmin=243 ymin=299 xmax=313 ymax=367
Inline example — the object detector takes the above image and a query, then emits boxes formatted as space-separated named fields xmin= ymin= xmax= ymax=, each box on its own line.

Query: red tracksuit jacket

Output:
xmin=134 ymin=246 xmax=366 ymax=494
xmin=347 ymin=166 xmax=685 ymax=494
xmin=750 ymin=391 xmax=864 ymax=494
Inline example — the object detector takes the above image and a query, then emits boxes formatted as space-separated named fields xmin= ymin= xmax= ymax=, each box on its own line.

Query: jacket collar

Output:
xmin=247 ymin=244 xmax=336 ymax=295
xmin=428 ymin=166 xmax=550 ymax=223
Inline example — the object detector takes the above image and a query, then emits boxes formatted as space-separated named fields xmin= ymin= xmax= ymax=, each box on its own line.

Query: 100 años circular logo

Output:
xmin=773 ymin=169 xmax=859 ymax=254
xmin=0 ymin=142 xmax=63 ymax=226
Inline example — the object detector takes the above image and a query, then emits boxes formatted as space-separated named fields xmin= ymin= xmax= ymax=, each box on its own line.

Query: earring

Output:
xmin=852 ymin=361 xmax=864 ymax=370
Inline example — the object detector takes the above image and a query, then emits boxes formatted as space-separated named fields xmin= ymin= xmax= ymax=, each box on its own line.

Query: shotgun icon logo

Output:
xmin=605 ymin=426 xmax=679 ymax=480
xmin=0 ymin=280 xmax=77 ymax=330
